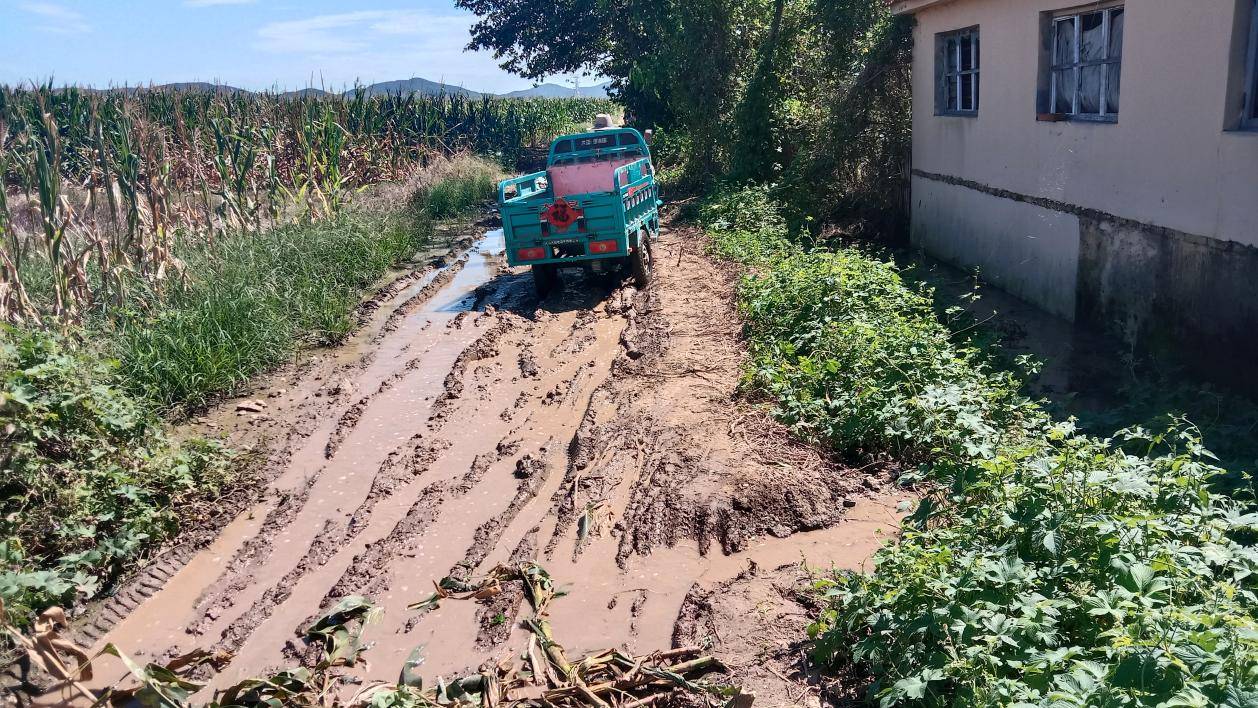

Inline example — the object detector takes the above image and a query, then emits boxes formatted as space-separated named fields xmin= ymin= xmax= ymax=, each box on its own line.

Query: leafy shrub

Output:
xmin=700 ymin=183 xmax=793 ymax=266
xmin=650 ymin=128 xmax=703 ymax=193
xmin=704 ymin=183 xmax=1030 ymax=463
xmin=737 ymin=250 xmax=1035 ymax=463
xmin=703 ymin=191 xmax=1258 ymax=706
xmin=811 ymin=424 xmax=1258 ymax=706
xmin=0 ymin=327 xmax=234 ymax=625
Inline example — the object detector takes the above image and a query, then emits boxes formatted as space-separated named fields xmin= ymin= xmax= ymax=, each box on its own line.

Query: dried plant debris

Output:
xmin=305 ymin=596 xmax=383 ymax=670
xmin=1 ymin=599 xmax=229 ymax=705
xmin=5 ymin=565 xmax=743 ymax=707
xmin=408 ymin=562 xmax=558 ymax=616
xmin=350 ymin=645 xmax=734 ymax=708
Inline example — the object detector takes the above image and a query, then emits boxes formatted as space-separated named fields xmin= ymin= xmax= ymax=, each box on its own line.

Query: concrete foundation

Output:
xmin=910 ymin=175 xmax=1080 ymax=319
xmin=912 ymin=172 xmax=1258 ymax=389
xmin=1077 ymin=216 xmax=1258 ymax=382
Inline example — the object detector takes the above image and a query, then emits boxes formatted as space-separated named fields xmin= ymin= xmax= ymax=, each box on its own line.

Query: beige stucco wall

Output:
xmin=905 ymin=0 xmax=1258 ymax=247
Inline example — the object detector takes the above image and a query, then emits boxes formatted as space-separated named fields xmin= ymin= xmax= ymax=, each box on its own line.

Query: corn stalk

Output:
xmin=0 ymin=86 xmax=614 ymax=324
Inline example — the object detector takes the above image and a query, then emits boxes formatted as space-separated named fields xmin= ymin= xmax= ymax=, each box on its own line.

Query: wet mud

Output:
xmin=22 ymin=223 xmax=910 ymax=706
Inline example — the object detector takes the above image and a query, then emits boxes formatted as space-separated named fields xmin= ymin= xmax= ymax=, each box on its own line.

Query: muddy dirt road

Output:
xmin=40 ymin=223 xmax=907 ymax=706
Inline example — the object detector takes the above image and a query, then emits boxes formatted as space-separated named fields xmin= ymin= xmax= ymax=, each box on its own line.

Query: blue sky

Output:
xmin=0 ymin=1 xmax=596 ymax=93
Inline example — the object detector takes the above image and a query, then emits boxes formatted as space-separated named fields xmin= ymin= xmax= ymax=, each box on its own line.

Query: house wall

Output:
xmin=902 ymin=0 xmax=1258 ymax=383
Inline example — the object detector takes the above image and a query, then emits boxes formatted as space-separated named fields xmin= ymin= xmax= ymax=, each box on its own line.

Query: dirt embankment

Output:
xmin=11 ymin=222 xmax=909 ymax=707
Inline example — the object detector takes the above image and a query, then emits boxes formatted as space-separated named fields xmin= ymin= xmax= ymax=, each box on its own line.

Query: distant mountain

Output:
xmin=278 ymin=87 xmax=336 ymax=100
xmin=502 ymin=81 xmax=611 ymax=99
xmin=152 ymin=82 xmax=250 ymax=95
xmin=348 ymin=78 xmax=483 ymax=99
xmin=28 ymin=77 xmax=614 ymax=101
xmin=73 ymin=82 xmax=250 ymax=96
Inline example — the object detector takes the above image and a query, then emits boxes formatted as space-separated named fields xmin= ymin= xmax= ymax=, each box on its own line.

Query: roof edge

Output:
xmin=891 ymin=0 xmax=957 ymax=15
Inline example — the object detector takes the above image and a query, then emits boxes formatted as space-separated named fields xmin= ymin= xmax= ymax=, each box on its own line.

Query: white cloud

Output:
xmin=248 ymin=7 xmax=594 ymax=95
xmin=19 ymin=2 xmax=91 ymax=34
xmin=256 ymin=10 xmax=472 ymax=56
xmin=184 ymin=0 xmax=256 ymax=6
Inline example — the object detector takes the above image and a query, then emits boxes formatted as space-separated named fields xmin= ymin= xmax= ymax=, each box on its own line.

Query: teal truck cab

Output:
xmin=497 ymin=127 xmax=661 ymax=296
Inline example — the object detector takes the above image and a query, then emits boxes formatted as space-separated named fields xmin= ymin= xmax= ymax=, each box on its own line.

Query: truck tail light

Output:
xmin=588 ymin=239 xmax=620 ymax=255
xmin=517 ymin=247 xmax=547 ymax=261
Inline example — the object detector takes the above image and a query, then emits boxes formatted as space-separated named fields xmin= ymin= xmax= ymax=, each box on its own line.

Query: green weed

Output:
xmin=113 ymin=206 xmax=428 ymax=409
xmin=703 ymin=187 xmax=1258 ymax=706
xmin=415 ymin=160 xmax=501 ymax=219
xmin=0 ymin=327 xmax=234 ymax=626
xmin=700 ymin=184 xmax=793 ymax=265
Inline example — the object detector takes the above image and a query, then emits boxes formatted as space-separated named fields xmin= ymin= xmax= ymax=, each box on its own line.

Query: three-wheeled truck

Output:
xmin=497 ymin=127 xmax=661 ymax=296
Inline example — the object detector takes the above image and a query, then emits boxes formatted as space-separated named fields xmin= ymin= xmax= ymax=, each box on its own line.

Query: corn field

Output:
xmin=0 ymin=84 xmax=613 ymax=325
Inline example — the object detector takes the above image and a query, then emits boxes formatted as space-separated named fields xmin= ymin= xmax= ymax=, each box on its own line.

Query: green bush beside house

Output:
xmin=703 ymin=185 xmax=1258 ymax=706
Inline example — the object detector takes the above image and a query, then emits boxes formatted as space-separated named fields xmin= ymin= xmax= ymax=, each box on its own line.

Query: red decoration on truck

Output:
xmin=541 ymin=198 xmax=584 ymax=232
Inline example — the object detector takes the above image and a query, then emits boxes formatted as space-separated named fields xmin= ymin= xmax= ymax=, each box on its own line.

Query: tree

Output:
xmin=454 ymin=0 xmax=774 ymax=144
xmin=731 ymin=0 xmax=787 ymax=181
xmin=457 ymin=0 xmax=911 ymax=228
xmin=455 ymin=0 xmax=621 ymax=80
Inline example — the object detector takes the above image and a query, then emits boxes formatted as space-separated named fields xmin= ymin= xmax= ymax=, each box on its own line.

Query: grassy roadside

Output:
xmin=0 ymin=156 xmax=501 ymax=627
xmin=0 ymin=329 xmax=237 ymax=625
xmin=700 ymin=186 xmax=1258 ymax=706
xmin=115 ymin=155 xmax=503 ymax=410
xmin=115 ymin=210 xmax=428 ymax=409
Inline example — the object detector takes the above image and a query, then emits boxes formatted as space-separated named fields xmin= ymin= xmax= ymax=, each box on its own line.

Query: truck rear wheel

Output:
xmin=630 ymin=234 xmax=653 ymax=288
xmin=532 ymin=263 xmax=559 ymax=298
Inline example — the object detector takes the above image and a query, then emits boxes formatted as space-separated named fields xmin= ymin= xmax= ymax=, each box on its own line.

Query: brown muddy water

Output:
xmin=28 ymin=226 xmax=910 ymax=707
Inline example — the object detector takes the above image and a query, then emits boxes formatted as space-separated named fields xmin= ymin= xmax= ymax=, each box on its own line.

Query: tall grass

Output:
xmin=114 ymin=210 xmax=420 ymax=407
xmin=113 ymin=155 xmax=501 ymax=409
xmin=415 ymin=158 xmax=500 ymax=219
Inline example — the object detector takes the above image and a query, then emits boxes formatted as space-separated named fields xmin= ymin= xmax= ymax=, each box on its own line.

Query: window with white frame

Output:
xmin=1050 ymin=6 xmax=1123 ymax=120
xmin=937 ymin=28 xmax=980 ymax=114
xmin=1245 ymin=0 xmax=1258 ymax=129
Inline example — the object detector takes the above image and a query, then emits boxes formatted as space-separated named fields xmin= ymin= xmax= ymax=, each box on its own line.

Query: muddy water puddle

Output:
xmin=51 ymin=226 xmax=901 ymax=705
xmin=537 ymin=493 xmax=904 ymax=663
xmin=429 ymin=229 xmax=504 ymax=313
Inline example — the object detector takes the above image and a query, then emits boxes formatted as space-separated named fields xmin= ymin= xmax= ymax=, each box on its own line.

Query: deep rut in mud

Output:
xmin=31 ymin=225 xmax=909 ymax=706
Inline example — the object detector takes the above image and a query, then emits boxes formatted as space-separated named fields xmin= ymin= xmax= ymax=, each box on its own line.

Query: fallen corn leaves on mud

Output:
xmin=3 ymin=563 xmax=738 ymax=707
xmin=3 ymin=222 xmax=908 ymax=707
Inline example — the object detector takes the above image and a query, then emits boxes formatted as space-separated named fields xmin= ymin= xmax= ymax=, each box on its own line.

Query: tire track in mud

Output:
xmin=184 ymin=482 xmax=312 ymax=632
xmin=188 ymin=237 xmax=636 ymax=689
xmin=376 ymin=252 xmax=469 ymax=338
xmin=204 ymin=314 xmax=524 ymax=667
xmin=316 ymin=427 xmax=529 ymax=612
xmin=322 ymin=299 xmax=630 ymax=679
xmin=185 ymin=270 xmax=507 ymax=654
xmin=322 ymin=260 xmax=496 ymax=461
xmin=51 ymin=233 xmax=476 ymax=664
xmin=65 ymin=232 xmax=517 ymax=693
xmin=322 ymin=480 xmax=450 ymax=610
